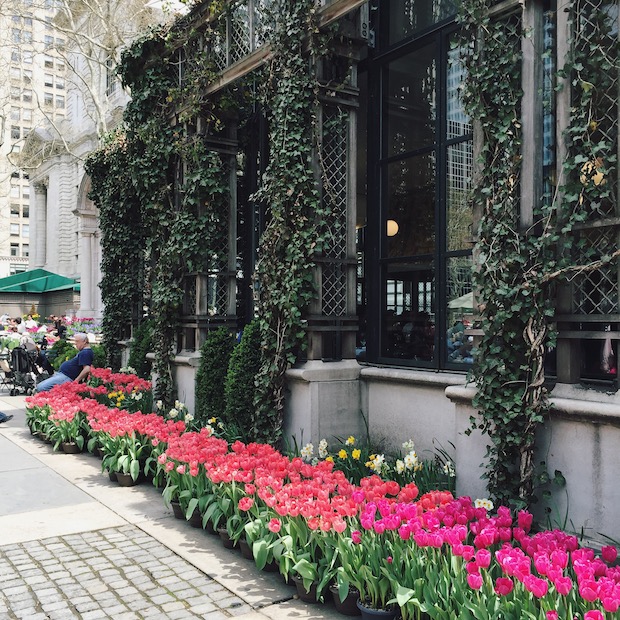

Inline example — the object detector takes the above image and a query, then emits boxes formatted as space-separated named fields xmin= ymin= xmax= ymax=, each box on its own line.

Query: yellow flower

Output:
xmin=325 ymin=456 xmax=334 ymax=463
xmin=209 ymin=417 xmax=217 ymax=424
xmin=338 ymin=449 xmax=348 ymax=459
xmin=352 ymin=449 xmax=361 ymax=460
xmin=345 ymin=436 xmax=355 ymax=446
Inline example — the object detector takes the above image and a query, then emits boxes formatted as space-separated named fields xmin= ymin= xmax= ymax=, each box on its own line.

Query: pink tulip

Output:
xmin=579 ymin=579 xmax=599 ymax=602
xmin=476 ymin=549 xmax=491 ymax=569
xmin=467 ymin=573 xmax=483 ymax=590
xmin=554 ymin=576 xmax=572 ymax=596
xmin=546 ymin=612 xmax=558 ymax=620
xmin=523 ymin=574 xmax=549 ymax=598
xmin=584 ymin=611 xmax=604 ymax=620
xmin=602 ymin=545 xmax=618 ymax=564
xmin=602 ymin=596 xmax=620 ymax=613
xmin=518 ymin=510 xmax=533 ymax=532
xmin=268 ymin=518 xmax=281 ymax=533
xmin=494 ymin=577 xmax=513 ymax=596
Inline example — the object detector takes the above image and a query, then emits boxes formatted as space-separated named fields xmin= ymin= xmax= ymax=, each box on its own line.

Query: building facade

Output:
xmin=125 ymin=0 xmax=619 ymax=541
xmin=0 ymin=0 xmax=69 ymax=279
xmin=1 ymin=0 xmax=173 ymax=318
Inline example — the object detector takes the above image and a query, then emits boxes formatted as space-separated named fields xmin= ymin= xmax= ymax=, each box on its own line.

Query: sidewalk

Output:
xmin=0 ymin=395 xmax=343 ymax=620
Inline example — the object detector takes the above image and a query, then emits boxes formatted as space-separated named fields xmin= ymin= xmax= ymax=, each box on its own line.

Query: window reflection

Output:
xmin=382 ymin=263 xmax=435 ymax=362
xmin=384 ymin=0 xmax=458 ymax=46
xmin=385 ymin=45 xmax=436 ymax=157
xmin=387 ymin=154 xmax=436 ymax=257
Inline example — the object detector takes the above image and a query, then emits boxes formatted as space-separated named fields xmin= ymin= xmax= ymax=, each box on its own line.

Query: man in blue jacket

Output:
xmin=35 ymin=333 xmax=93 ymax=393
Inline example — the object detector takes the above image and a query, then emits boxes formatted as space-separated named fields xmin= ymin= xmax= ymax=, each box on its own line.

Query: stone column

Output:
xmin=32 ymin=181 xmax=48 ymax=268
xmin=79 ymin=230 xmax=93 ymax=315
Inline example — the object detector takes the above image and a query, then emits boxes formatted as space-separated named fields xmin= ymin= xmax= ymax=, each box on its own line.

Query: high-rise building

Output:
xmin=0 ymin=0 xmax=181 ymax=314
xmin=0 ymin=2 xmax=69 ymax=276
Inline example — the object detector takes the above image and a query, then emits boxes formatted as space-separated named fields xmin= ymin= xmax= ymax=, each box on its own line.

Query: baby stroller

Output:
xmin=7 ymin=346 xmax=39 ymax=395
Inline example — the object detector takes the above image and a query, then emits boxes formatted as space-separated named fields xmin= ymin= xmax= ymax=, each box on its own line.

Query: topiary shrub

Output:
xmin=91 ymin=344 xmax=107 ymax=369
xmin=194 ymin=327 xmax=235 ymax=427
xmin=128 ymin=320 xmax=153 ymax=379
xmin=224 ymin=320 xmax=262 ymax=441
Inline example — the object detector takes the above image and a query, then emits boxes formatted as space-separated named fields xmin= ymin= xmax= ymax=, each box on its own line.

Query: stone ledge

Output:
xmin=361 ymin=366 xmax=467 ymax=389
xmin=286 ymin=359 xmax=362 ymax=383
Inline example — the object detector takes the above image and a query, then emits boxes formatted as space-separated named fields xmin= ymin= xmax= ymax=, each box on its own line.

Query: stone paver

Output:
xmin=0 ymin=525 xmax=259 ymax=619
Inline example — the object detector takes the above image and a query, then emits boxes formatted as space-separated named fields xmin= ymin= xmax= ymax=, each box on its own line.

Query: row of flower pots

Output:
xmin=25 ymin=369 xmax=620 ymax=620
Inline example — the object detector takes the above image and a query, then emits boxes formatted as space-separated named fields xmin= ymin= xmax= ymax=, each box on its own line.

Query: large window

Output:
xmin=364 ymin=4 xmax=473 ymax=369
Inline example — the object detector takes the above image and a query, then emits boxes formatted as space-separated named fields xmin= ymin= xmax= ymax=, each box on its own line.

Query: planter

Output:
xmin=116 ymin=472 xmax=139 ymax=487
xmin=204 ymin=519 xmax=218 ymax=535
xmin=293 ymin=575 xmax=321 ymax=604
xmin=108 ymin=471 xmax=118 ymax=482
xmin=356 ymin=600 xmax=399 ymax=620
xmin=263 ymin=559 xmax=279 ymax=573
xmin=239 ymin=539 xmax=253 ymax=560
xmin=217 ymin=527 xmax=237 ymax=549
xmin=188 ymin=508 xmax=203 ymax=528
xmin=330 ymin=585 xmax=361 ymax=616
xmin=61 ymin=442 xmax=82 ymax=454
xmin=170 ymin=500 xmax=185 ymax=520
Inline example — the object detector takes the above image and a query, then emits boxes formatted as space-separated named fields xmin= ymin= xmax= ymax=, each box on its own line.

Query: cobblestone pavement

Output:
xmin=0 ymin=396 xmax=342 ymax=620
xmin=0 ymin=525 xmax=253 ymax=620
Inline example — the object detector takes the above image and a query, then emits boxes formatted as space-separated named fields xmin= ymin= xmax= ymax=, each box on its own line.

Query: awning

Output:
xmin=0 ymin=269 xmax=80 ymax=293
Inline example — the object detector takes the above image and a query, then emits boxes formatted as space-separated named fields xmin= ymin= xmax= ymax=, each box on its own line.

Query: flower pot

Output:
xmin=262 ymin=559 xmax=279 ymax=573
xmin=204 ymin=519 xmax=218 ymax=535
xmin=188 ymin=508 xmax=203 ymax=528
xmin=108 ymin=471 xmax=118 ymax=482
xmin=116 ymin=472 xmax=139 ymax=487
xmin=170 ymin=500 xmax=184 ymax=520
xmin=330 ymin=585 xmax=361 ymax=616
xmin=293 ymin=575 xmax=321 ymax=604
xmin=61 ymin=441 xmax=82 ymax=454
xmin=217 ymin=527 xmax=237 ymax=549
xmin=239 ymin=539 xmax=253 ymax=560
xmin=356 ymin=600 xmax=399 ymax=620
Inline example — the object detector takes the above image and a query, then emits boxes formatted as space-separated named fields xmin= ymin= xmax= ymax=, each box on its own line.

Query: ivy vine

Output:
xmin=250 ymin=0 xmax=324 ymax=445
xmin=459 ymin=0 xmax=618 ymax=509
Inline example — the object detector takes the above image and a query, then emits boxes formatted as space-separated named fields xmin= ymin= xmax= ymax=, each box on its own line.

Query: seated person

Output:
xmin=24 ymin=314 xmax=38 ymax=330
xmin=35 ymin=333 xmax=92 ymax=392
xmin=19 ymin=333 xmax=54 ymax=376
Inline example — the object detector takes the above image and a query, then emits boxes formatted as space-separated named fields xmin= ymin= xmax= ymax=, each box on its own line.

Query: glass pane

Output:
xmin=384 ymin=0 xmax=457 ymax=46
xmin=382 ymin=261 xmax=435 ymax=361
xmin=386 ymin=153 xmax=436 ymax=257
xmin=446 ymin=256 xmax=474 ymax=364
xmin=446 ymin=140 xmax=473 ymax=251
xmin=385 ymin=44 xmax=436 ymax=157
xmin=446 ymin=42 xmax=471 ymax=140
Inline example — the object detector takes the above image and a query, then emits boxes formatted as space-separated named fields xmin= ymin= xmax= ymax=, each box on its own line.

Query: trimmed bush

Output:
xmin=194 ymin=327 xmax=235 ymax=427
xmin=224 ymin=320 xmax=262 ymax=441
xmin=128 ymin=320 xmax=153 ymax=379
xmin=91 ymin=344 xmax=107 ymax=369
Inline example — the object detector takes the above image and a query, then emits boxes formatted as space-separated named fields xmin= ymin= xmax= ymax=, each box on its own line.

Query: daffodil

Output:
xmin=352 ymin=448 xmax=361 ymax=460
xmin=338 ymin=449 xmax=348 ymax=459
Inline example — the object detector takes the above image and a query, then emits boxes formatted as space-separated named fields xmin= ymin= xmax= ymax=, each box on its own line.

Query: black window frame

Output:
xmin=364 ymin=7 xmax=473 ymax=371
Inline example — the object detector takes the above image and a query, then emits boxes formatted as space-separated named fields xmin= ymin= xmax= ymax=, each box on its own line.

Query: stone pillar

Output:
xmin=32 ymin=181 xmax=48 ymax=268
xmin=79 ymin=230 xmax=93 ymax=315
